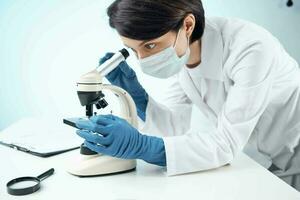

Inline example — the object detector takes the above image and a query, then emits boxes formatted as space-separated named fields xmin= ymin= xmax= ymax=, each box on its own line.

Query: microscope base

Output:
xmin=66 ymin=153 xmax=137 ymax=177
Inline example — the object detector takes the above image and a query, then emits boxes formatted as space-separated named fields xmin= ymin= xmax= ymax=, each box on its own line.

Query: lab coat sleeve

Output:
xmin=139 ymin=74 xmax=193 ymax=137
xmin=162 ymin=39 xmax=276 ymax=175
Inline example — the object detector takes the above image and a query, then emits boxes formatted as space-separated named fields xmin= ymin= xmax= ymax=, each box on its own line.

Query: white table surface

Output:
xmin=0 ymin=145 xmax=299 ymax=200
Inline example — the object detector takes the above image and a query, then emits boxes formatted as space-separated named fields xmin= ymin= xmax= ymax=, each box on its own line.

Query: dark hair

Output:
xmin=107 ymin=0 xmax=205 ymax=44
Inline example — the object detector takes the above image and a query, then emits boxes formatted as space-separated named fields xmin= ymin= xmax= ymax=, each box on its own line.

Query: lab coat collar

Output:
xmin=184 ymin=18 xmax=224 ymax=81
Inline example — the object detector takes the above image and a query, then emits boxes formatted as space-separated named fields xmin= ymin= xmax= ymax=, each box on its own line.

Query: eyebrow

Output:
xmin=138 ymin=39 xmax=153 ymax=47
xmin=124 ymin=39 xmax=157 ymax=50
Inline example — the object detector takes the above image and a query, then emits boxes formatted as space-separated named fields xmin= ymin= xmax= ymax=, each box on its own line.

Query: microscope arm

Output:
xmin=100 ymin=84 xmax=139 ymax=129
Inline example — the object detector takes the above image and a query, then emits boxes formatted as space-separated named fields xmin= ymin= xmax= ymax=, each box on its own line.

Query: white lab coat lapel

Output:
xmin=178 ymin=18 xmax=228 ymax=126
xmin=179 ymin=70 xmax=218 ymax=126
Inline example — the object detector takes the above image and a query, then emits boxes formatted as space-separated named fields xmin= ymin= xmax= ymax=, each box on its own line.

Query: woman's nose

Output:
xmin=136 ymin=51 xmax=149 ymax=59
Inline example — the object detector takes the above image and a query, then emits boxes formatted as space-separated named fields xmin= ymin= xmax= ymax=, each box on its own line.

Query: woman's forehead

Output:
xmin=120 ymin=31 xmax=176 ymax=48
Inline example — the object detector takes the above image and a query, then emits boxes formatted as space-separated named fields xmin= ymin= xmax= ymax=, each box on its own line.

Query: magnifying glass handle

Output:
xmin=37 ymin=168 xmax=55 ymax=181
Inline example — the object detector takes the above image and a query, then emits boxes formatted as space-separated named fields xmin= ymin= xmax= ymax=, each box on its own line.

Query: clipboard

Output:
xmin=0 ymin=141 xmax=79 ymax=157
xmin=0 ymin=117 xmax=82 ymax=157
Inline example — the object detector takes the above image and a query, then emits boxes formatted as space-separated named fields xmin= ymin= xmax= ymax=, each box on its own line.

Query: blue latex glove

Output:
xmin=75 ymin=114 xmax=166 ymax=166
xmin=99 ymin=53 xmax=148 ymax=121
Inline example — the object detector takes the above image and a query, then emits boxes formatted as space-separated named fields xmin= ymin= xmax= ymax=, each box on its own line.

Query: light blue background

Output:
xmin=0 ymin=0 xmax=299 ymax=130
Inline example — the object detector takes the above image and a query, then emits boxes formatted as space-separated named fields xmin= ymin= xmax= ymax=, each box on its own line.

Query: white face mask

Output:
xmin=138 ymin=29 xmax=190 ymax=79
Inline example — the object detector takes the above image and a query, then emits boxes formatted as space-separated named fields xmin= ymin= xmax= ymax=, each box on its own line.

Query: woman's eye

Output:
xmin=145 ymin=43 xmax=156 ymax=50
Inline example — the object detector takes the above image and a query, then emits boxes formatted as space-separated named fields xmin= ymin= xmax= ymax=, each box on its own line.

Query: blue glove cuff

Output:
xmin=139 ymin=135 xmax=166 ymax=167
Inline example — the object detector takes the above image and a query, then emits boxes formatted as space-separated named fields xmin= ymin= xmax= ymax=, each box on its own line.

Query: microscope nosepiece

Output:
xmin=77 ymin=91 xmax=105 ymax=106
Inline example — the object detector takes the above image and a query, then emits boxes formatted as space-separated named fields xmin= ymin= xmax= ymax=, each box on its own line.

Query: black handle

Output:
xmin=37 ymin=168 xmax=55 ymax=181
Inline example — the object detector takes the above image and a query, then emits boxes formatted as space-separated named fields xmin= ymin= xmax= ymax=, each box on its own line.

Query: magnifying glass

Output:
xmin=6 ymin=168 xmax=54 ymax=196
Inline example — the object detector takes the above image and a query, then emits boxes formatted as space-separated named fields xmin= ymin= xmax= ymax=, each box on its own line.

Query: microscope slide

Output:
xmin=63 ymin=118 xmax=83 ymax=129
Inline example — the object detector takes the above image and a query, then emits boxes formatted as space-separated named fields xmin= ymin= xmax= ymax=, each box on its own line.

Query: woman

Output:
xmin=76 ymin=0 xmax=300 ymax=191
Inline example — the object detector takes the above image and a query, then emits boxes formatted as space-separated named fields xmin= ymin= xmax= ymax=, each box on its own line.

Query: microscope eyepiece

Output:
xmin=96 ymin=48 xmax=130 ymax=77
xmin=119 ymin=48 xmax=129 ymax=59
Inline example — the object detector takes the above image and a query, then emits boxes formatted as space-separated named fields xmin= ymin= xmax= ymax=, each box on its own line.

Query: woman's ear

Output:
xmin=183 ymin=14 xmax=196 ymax=38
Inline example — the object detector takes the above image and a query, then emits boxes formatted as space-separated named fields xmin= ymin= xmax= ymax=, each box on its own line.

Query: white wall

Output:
xmin=203 ymin=0 xmax=300 ymax=63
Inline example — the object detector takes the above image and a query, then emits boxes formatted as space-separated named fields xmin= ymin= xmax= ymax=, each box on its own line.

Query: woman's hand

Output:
xmin=75 ymin=114 xmax=166 ymax=166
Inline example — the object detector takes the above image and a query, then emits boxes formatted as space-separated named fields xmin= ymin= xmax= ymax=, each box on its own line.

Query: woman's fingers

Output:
xmin=76 ymin=119 xmax=110 ymax=136
xmin=90 ymin=114 xmax=116 ymax=126
xmin=76 ymin=130 xmax=112 ymax=146
xmin=84 ymin=140 xmax=107 ymax=154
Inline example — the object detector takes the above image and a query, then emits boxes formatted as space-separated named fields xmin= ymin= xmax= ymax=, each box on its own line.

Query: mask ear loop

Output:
xmin=173 ymin=28 xmax=182 ymax=48
xmin=173 ymin=28 xmax=190 ymax=55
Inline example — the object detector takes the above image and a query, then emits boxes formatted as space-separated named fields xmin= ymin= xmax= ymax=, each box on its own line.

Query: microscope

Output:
xmin=65 ymin=48 xmax=138 ymax=177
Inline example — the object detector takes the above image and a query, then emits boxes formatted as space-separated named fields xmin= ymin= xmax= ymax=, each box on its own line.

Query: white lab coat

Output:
xmin=139 ymin=17 xmax=300 ymax=188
